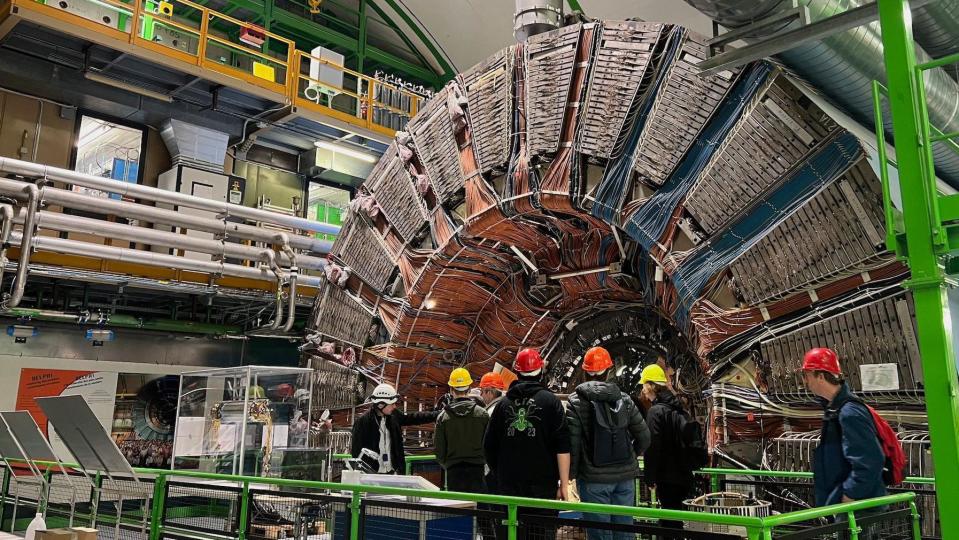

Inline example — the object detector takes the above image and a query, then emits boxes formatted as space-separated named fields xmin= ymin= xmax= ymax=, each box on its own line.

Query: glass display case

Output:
xmin=172 ymin=366 xmax=314 ymax=477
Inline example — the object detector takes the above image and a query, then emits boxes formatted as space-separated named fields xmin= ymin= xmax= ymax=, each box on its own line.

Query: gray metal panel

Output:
xmin=311 ymin=285 xmax=374 ymax=348
xmin=632 ymin=31 xmax=737 ymax=186
xmin=333 ymin=213 xmax=395 ymax=291
xmin=459 ymin=47 xmax=514 ymax=174
xmin=578 ymin=21 xmax=663 ymax=158
xmin=366 ymin=145 xmax=428 ymax=243
xmin=727 ymin=159 xmax=884 ymax=304
xmin=35 ymin=395 xmax=136 ymax=476
xmin=0 ymin=418 xmax=26 ymax=462
xmin=526 ymin=23 xmax=581 ymax=156
xmin=408 ymin=85 xmax=465 ymax=205
xmin=686 ymin=76 xmax=839 ymax=235
xmin=0 ymin=412 xmax=57 ymax=462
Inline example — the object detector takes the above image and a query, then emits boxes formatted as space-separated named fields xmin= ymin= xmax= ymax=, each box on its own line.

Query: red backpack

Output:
xmin=846 ymin=396 xmax=907 ymax=486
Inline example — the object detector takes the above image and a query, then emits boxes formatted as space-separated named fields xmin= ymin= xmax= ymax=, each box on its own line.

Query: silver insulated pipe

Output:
xmin=514 ymin=0 xmax=564 ymax=42
xmin=684 ymin=0 xmax=959 ymax=186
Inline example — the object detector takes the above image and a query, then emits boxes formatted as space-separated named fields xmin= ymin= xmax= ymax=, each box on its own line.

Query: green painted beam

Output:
xmin=940 ymin=193 xmax=959 ymax=223
xmin=876 ymin=2 xmax=959 ymax=540
xmin=567 ymin=0 xmax=583 ymax=12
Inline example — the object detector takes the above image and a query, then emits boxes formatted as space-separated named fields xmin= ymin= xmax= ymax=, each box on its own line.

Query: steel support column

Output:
xmin=357 ymin=0 xmax=367 ymax=73
xmin=877 ymin=2 xmax=959 ymax=540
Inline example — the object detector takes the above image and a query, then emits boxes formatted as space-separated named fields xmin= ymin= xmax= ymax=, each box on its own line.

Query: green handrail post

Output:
xmin=148 ymin=474 xmax=167 ymax=540
xmin=710 ymin=471 xmax=720 ymax=493
xmin=847 ymin=511 xmax=860 ymax=540
xmin=90 ymin=471 xmax=102 ymax=528
xmin=237 ymin=481 xmax=250 ymax=540
xmin=876 ymin=2 xmax=959 ymax=539
xmin=0 ymin=465 xmax=10 ymax=530
xmin=349 ymin=489 xmax=361 ymax=540
xmin=871 ymin=80 xmax=900 ymax=254
xmin=909 ymin=501 xmax=922 ymax=540
xmin=506 ymin=504 xmax=518 ymax=540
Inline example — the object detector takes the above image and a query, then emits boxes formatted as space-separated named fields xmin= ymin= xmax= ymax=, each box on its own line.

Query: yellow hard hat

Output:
xmin=448 ymin=368 xmax=473 ymax=389
xmin=639 ymin=364 xmax=668 ymax=385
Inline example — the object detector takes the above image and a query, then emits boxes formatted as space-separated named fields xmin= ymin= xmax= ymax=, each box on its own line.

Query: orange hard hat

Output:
xmin=583 ymin=347 xmax=613 ymax=373
xmin=479 ymin=372 xmax=506 ymax=390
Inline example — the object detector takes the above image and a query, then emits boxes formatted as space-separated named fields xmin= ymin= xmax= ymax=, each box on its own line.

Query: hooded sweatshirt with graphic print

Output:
xmin=483 ymin=380 xmax=570 ymax=493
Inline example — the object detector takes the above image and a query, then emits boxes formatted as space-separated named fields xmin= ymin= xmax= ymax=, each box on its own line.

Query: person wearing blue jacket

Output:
xmin=800 ymin=348 xmax=886 ymax=510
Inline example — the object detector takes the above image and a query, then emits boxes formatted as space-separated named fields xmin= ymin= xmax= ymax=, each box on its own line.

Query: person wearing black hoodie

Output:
xmin=641 ymin=365 xmax=694 ymax=530
xmin=484 ymin=348 xmax=570 ymax=540
xmin=567 ymin=347 xmax=650 ymax=540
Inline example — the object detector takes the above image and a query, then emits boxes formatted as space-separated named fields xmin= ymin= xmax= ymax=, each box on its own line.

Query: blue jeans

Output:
xmin=577 ymin=479 xmax=636 ymax=540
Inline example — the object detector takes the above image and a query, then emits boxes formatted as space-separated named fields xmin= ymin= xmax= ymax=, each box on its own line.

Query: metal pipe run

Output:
xmin=0 ymin=204 xmax=13 ymax=285
xmin=7 ymin=232 xmax=324 ymax=287
xmin=2 ymin=307 xmax=242 ymax=335
xmin=24 ymin=210 xmax=327 ymax=271
xmin=0 ymin=157 xmax=341 ymax=236
xmin=0 ymin=179 xmax=332 ymax=256
xmin=6 ymin=184 xmax=38 ymax=309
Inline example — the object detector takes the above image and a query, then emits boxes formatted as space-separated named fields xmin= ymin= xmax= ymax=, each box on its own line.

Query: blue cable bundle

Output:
xmin=591 ymin=28 xmax=685 ymax=223
xmin=670 ymin=130 xmax=865 ymax=327
xmin=623 ymin=62 xmax=775 ymax=251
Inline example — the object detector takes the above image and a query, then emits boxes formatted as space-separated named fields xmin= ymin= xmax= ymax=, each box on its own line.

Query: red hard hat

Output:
xmin=514 ymin=348 xmax=545 ymax=374
xmin=800 ymin=348 xmax=842 ymax=375
xmin=583 ymin=347 xmax=613 ymax=373
xmin=479 ymin=372 xmax=506 ymax=390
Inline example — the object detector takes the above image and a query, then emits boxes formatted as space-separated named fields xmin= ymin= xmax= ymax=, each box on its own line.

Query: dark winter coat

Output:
xmin=567 ymin=381 xmax=651 ymax=483
xmin=351 ymin=407 xmax=439 ymax=473
xmin=813 ymin=383 xmax=887 ymax=507
xmin=435 ymin=397 xmax=489 ymax=469
xmin=644 ymin=389 xmax=695 ymax=490
xmin=483 ymin=380 xmax=571 ymax=493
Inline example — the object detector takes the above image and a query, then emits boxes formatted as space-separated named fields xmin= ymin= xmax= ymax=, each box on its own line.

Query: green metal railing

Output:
xmin=0 ymin=456 xmax=925 ymax=539
xmin=872 ymin=1 xmax=959 ymax=538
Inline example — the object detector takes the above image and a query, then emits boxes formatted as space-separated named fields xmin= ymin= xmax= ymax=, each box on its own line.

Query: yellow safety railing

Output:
xmin=9 ymin=0 xmax=425 ymax=137
xmin=291 ymin=50 xmax=422 ymax=137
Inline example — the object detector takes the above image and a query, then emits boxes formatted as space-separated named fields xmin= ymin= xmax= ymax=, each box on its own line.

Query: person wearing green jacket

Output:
xmin=435 ymin=368 xmax=489 ymax=493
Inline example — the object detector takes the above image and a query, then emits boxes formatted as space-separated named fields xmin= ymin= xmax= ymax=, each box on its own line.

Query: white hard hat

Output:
xmin=369 ymin=383 xmax=398 ymax=405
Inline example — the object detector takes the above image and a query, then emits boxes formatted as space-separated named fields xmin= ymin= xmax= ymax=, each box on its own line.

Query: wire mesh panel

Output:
xmin=360 ymin=498 xmax=500 ymax=540
xmin=46 ymin=470 xmax=95 ymax=529
xmin=248 ymin=489 xmax=350 ymax=540
xmin=524 ymin=511 xmax=742 ymax=540
xmin=4 ymin=473 xmax=45 ymax=532
xmin=162 ymin=480 xmax=240 ymax=538
xmin=773 ymin=507 xmax=915 ymax=540
xmin=84 ymin=476 xmax=155 ymax=540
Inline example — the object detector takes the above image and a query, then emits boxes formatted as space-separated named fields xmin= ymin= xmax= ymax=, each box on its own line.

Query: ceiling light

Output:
xmin=314 ymin=140 xmax=376 ymax=163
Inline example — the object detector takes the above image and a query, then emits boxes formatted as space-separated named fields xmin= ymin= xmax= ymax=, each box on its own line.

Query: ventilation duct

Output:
xmin=684 ymin=0 xmax=959 ymax=187
xmin=159 ymin=119 xmax=230 ymax=173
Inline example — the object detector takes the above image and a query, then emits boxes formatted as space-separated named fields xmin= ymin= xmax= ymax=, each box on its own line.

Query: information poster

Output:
xmin=16 ymin=369 xmax=118 ymax=462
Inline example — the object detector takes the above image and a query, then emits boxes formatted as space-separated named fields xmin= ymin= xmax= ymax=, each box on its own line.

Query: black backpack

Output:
xmin=676 ymin=410 xmax=709 ymax=470
xmin=590 ymin=397 xmax=634 ymax=467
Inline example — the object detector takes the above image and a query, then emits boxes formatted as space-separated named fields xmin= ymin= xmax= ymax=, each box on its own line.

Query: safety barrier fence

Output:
xmin=0 ymin=457 xmax=925 ymax=540
xmin=4 ymin=0 xmax=424 ymax=137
